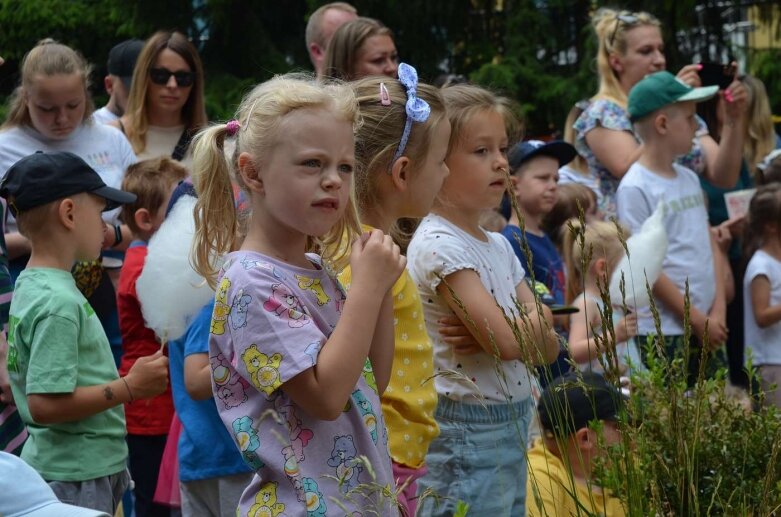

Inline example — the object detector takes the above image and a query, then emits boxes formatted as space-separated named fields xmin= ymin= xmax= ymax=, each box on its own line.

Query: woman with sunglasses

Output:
xmin=113 ymin=31 xmax=207 ymax=167
xmin=573 ymin=8 xmax=747 ymax=217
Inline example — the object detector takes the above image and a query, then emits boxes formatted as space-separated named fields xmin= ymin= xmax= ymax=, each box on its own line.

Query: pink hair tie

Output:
xmin=226 ymin=120 xmax=241 ymax=136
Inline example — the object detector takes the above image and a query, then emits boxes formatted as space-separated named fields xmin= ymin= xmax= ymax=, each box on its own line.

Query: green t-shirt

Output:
xmin=7 ymin=268 xmax=127 ymax=481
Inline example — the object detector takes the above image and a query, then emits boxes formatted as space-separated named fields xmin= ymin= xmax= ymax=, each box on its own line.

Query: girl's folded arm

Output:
xmin=282 ymin=284 xmax=384 ymax=420
xmin=437 ymin=269 xmax=556 ymax=362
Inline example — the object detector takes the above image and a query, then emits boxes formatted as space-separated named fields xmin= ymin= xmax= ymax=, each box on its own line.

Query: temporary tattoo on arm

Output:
xmin=104 ymin=385 xmax=114 ymax=400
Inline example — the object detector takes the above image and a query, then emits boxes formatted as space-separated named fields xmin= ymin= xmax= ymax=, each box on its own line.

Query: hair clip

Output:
xmin=379 ymin=83 xmax=391 ymax=106
xmin=758 ymin=148 xmax=781 ymax=171
xmin=392 ymin=63 xmax=431 ymax=162
xmin=226 ymin=120 xmax=241 ymax=136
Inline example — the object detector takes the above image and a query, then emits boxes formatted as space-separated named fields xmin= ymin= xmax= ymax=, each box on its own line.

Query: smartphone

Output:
xmin=699 ymin=62 xmax=735 ymax=90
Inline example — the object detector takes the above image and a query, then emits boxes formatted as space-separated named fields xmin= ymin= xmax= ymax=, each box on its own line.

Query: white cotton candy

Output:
xmin=609 ymin=201 xmax=668 ymax=310
xmin=136 ymin=195 xmax=215 ymax=342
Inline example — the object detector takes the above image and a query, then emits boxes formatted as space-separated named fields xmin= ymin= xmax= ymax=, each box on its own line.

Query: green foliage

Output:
xmin=1 ymin=0 xmax=779 ymax=135
xmin=750 ymin=48 xmax=781 ymax=117
xmin=203 ymin=73 xmax=257 ymax=121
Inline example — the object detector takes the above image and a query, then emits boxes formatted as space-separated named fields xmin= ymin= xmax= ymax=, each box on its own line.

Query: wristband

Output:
xmin=121 ymin=377 xmax=134 ymax=403
xmin=113 ymin=225 xmax=123 ymax=247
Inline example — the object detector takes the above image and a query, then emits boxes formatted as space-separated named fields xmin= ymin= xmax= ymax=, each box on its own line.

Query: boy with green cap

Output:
xmin=617 ymin=71 xmax=727 ymax=386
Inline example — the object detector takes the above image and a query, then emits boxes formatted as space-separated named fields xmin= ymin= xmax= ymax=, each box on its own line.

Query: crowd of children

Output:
xmin=2 ymin=4 xmax=781 ymax=517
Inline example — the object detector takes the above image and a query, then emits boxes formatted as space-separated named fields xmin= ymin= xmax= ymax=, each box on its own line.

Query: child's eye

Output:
xmin=302 ymin=159 xmax=321 ymax=168
xmin=37 ymin=106 xmax=55 ymax=113
xmin=475 ymin=148 xmax=488 ymax=155
xmin=338 ymin=164 xmax=354 ymax=174
xmin=67 ymin=102 xmax=81 ymax=110
xmin=500 ymin=147 xmax=509 ymax=156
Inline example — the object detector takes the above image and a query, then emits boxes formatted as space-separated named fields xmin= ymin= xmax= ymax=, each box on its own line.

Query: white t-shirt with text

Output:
xmin=616 ymin=161 xmax=716 ymax=335
xmin=0 ymin=123 xmax=137 ymax=227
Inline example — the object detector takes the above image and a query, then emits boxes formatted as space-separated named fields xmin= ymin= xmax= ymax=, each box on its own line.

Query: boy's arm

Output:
xmin=28 ymin=351 xmax=168 ymax=425
xmin=367 ymin=290 xmax=394 ymax=395
xmin=652 ymin=273 xmax=711 ymax=340
xmin=184 ymin=353 xmax=213 ymax=400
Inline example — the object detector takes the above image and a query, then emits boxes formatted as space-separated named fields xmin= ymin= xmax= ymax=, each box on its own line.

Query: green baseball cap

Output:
xmin=628 ymin=71 xmax=718 ymax=122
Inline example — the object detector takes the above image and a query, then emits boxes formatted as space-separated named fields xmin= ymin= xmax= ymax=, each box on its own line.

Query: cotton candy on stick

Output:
xmin=609 ymin=201 xmax=668 ymax=310
xmin=136 ymin=195 xmax=215 ymax=347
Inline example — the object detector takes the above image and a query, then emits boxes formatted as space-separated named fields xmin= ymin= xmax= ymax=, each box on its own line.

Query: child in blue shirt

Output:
xmin=502 ymin=140 xmax=578 ymax=383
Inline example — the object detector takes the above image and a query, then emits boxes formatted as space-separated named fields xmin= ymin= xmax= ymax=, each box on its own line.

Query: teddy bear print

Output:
xmin=231 ymin=416 xmax=264 ymax=471
xmin=295 ymin=274 xmax=331 ymax=306
xmin=229 ymin=289 xmax=252 ymax=330
xmin=326 ymin=435 xmax=363 ymax=493
xmin=241 ymin=345 xmax=283 ymax=396
xmin=275 ymin=396 xmax=314 ymax=463
xmin=211 ymin=277 xmax=231 ymax=335
xmin=263 ymin=284 xmax=310 ymax=328
xmin=302 ymin=477 xmax=327 ymax=516
xmin=242 ymin=257 xmax=285 ymax=280
xmin=211 ymin=353 xmax=250 ymax=409
xmin=352 ymin=389 xmax=378 ymax=444
xmin=248 ymin=481 xmax=285 ymax=517
xmin=304 ymin=341 xmax=321 ymax=366
xmin=361 ymin=358 xmax=378 ymax=394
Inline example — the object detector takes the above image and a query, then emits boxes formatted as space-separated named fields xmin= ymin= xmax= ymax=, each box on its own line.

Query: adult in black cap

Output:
xmin=93 ymin=40 xmax=144 ymax=125
xmin=527 ymin=371 xmax=628 ymax=516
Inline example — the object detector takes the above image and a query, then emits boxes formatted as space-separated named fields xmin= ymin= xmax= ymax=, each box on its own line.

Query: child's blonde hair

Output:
xmin=441 ymin=83 xmax=522 ymax=154
xmin=562 ymin=219 xmax=628 ymax=304
xmin=191 ymin=74 xmax=362 ymax=288
xmin=3 ymin=39 xmax=94 ymax=130
xmin=592 ymin=8 xmax=661 ymax=106
xmin=120 ymin=157 xmax=188 ymax=235
xmin=741 ymin=75 xmax=776 ymax=176
xmin=543 ymin=183 xmax=598 ymax=250
xmin=350 ymin=76 xmax=446 ymax=244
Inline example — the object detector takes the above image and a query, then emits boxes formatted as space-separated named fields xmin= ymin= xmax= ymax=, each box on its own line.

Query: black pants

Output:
xmin=127 ymin=434 xmax=171 ymax=517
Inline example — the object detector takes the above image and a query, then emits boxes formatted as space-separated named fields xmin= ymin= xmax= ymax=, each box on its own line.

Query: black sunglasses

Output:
xmin=149 ymin=67 xmax=195 ymax=87
xmin=608 ymin=13 xmax=640 ymax=49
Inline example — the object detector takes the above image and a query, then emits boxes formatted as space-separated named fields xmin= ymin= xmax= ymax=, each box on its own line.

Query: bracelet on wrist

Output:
xmin=121 ymin=377 xmax=134 ymax=403
xmin=113 ymin=225 xmax=123 ymax=247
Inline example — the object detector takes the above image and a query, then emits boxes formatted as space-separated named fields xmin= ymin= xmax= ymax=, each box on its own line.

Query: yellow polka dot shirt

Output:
xmin=339 ymin=230 xmax=439 ymax=468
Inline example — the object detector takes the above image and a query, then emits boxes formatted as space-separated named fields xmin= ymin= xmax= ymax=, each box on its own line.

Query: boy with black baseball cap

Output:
xmin=0 ymin=151 xmax=170 ymax=514
xmin=527 ymin=371 xmax=628 ymax=516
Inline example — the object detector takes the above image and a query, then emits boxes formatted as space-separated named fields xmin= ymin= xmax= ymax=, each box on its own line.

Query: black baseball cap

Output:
xmin=508 ymin=140 xmax=577 ymax=172
xmin=107 ymin=39 xmax=144 ymax=89
xmin=537 ymin=371 xmax=627 ymax=437
xmin=0 ymin=151 xmax=136 ymax=217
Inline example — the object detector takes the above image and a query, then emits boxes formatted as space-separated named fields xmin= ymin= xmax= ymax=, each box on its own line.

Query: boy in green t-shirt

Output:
xmin=0 ymin=151 xmax=170 ymax=514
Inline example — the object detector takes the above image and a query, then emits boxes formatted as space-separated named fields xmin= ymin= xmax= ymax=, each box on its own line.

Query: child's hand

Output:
xmin=615 ymin=312 xmax=638 ymax=343
xmin=125 ymin=350 xmax=169 ymax=400
xmin=349 ymin=230 xmax=406 ymax=294
xmin=438 ymin=315 xmax=483 ymax=355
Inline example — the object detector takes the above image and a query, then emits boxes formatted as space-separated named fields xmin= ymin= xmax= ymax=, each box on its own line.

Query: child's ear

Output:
xmin=134 ymin=208 xmax=153 ymax=233
xmin=654 ymin=112 xmax=668 ymax=134
xmin=57 ymin=198 xmax=77 ymax=230
xmin=593 ymin=257 xmax=608 ymax=277
xmin=390 ymin=157 xmax=411 ymax=191
xmin=575 ymin=427 xmax=597 ymax=451
xmin=238 ymin=152 xmax=263 ymax=194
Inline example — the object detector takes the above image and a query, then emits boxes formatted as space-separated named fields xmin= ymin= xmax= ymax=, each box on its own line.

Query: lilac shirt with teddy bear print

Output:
xmin=209 ymin=250 xmax=397 ymax=517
